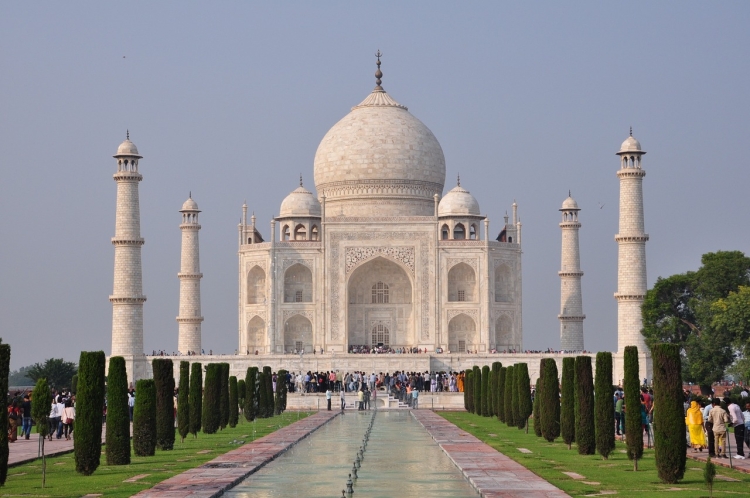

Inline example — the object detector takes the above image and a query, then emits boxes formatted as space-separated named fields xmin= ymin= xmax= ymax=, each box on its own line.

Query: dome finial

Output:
xmin=126 ymin=129 xmax=130 ymax=140
xmin=374 ymin=49 xmax=383 ymax=91
xmin=300 ymin=174 xmax=303 ymax=187
xmin=189 ymin=190 xmax=192 ymax=199
xmin=629 ymin=126 xmax=633 ymax=137
xmin=457 ymin=173 xmax=461 ymax=187
xmin=568 ymin=189 xmax=571 ymax=197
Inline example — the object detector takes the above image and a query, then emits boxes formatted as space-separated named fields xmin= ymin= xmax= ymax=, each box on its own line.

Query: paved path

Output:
xmin=9 ymin=433 xmax=81 ymax=466
xmin=413 ymin=410 xmax=568 ymax=498
xmin=133 ymin=411 xmax=339 ymax=497
xmin=685 ymin=445 xmax=750 ymax=474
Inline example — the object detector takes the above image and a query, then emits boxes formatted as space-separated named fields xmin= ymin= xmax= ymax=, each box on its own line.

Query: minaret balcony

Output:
xmin=614 ymin=293 xmax=646 ymax=301
xmin=176 ymin=316 xmax=204 ymax=323
xmin=111 ymin=237 xmax=145 ymax=246
xmin=178 ymin=272 xmax=203 ymax=279
xmin=558 ymin=314 xmax=586 ymax=320
xmin=616 ymin=169 xmax=646 ymax=179
xmin=614 ymin=234 xmax=649 ymax=243
xmin=109 ymin=295 xmax=147 ymax=304
xmin=558 ymin=270 xmax=584 ymax=277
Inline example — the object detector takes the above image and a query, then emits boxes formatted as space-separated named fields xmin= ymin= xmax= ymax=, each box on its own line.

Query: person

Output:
xmin=21 ymin=394 xmax=32 ymax=440
xmin=325 ymin=388 xmax=332 ymax=411
xmin=7 ymin=400 xmax=19 ymax=442
xmin=340 ymin=389 xmax=346 ymax=412
xmin=685 ymin=400 xmax=707 ymax=452
xmin=357 ymin=388 xmax=364 ymax=411
xmin=727 ymin=398 xmax=746 ymax=459
xmin=61 ymin=399 xmax=76 ymax=441
xmin=707 ymin=398 xmax=731 ymax=458
xmin=48 ymin=397 xmax=60 ymax=441
xmin=704 ymin=400 xmax=716 ymax=457
xmin=128 ymin=391 xmax=135 ymax=422
xmin=412 ymin=387 xmax=419 ymax=409
xmin=364 ymin=387 xmax=371 ymax=410
xmin=614 ymin=393 xmax=623 ymax=436
xmin=55 ymin=395 xmax=65 ymax=439
xmin=743 ymin=402 xmax=750 ymax=451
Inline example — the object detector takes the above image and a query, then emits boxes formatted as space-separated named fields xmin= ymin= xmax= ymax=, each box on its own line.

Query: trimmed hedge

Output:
xmin=237 ymin=379 xmax=246 ymax=417
xmin=481 ymin=365 xmax=490 ymax=416
xmin=202 ymin=364 xmax=221 ymax=433
xmin=244 ymin=367 xmax=258 ymax=421
xmin=515 ymin=363 xmax=532 ymax=430
xmin=152 ymin=358 xmax=175 ymax=450
xmin=475 ymin=368 xmax=481 ymax=415
xmin=560 ymin=357 xmax=575 ymax=449
xmin=532 ymin=377 xmax=542 ymax=437
xmin=465 ymin=371 xmax=474 ymax=413
xmin=0 ymin=343 xmax=10 ymax=485
xmin=653 ymin=343 xmax=686 ymax=484
xmin=595 ymin=352 xmax=615 ymax=459
xmin=624 ymin=346 xmax=643 ymax=464
xmin=75 ymin=351 xmax=106 ymax=475
xmin=574 ymin=355 xmax=595 ymax=455
xmin=274 ymin=370 xmax=288 ymax=415
xmin=105 ymin=356 xmax=131 ymax=465
xmin=178 ymin=361 xmax=190 ymax=442
xmin=133 ymin=379 xmax=157 ymax=456
xmin=540 ymin=358 xmax=560 ymax=442
xmin=491 ymin=362 xmax=502 ymax=418
xmin=504 ymin=365 xmax=515 ymax=427
xmin=229 ymin=376 xmax=239 ymax=427
xmin=188 ymin=362 xmax=202 ymax=437
xmin=219 ymin=363 xmax=230 ymax=430
xmin=497 ymin=367 xmax=506 ymax=422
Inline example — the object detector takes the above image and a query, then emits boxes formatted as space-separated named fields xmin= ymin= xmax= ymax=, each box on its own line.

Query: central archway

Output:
xmin=284 ymin=314 xmax=312 ymax=353
xmin=347 ymin=256 xmax=413 ymax=349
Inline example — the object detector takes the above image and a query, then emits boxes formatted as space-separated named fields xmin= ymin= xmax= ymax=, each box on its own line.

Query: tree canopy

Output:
xmin=642 ymin=250 xmax=750 ymax=390
xmin=25 ymin=358 xmax=78 ymax=389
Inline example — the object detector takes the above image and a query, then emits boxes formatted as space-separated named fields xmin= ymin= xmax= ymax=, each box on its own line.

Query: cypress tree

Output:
xmin=229 ymin=376 xmax=239 ymax=427
xmin=237 ymin=379 xmax=246 ymax=418
xmin=560 ymin=357 xmax=576 ymax=449
xmin=264 ymin=367 xmax=274 ymax=417
xmin=105 ymin=356 xmax=131 ymax=465
xmin=504 ymin=365 xmax=515 ymax=426
xmin=133 ymin=379 xmax=157 ymax=456
xmin=574 ymin=355 xmax=595 ymax=454
xmin=0 ymin=343 xmax=9 ymax=486
xmin=472 ymin=366 xmax=481 ymax=417
xmin=497 ymin=367 xmax=507 ymax=422
xmin=540 ymin=358 xmax=561 ymax=442
xmin=152 ymin=358 xmax=175 ymax=450
xmin=257 ymin=371 xmax=268 ymax=419
xmin=595 ymin=352 xmax=615 ymax=459
xmin=188 ymin=362 xmax=202 ymax=437
xmin=511 ymin=364 xmax=520 ymax=427
xmin=481 ymin=365 xmax=490 ymax=416
xmin=31 ymin=378 xmax=52 ymax=487
xmin=275 ymin=370 xmax=288 ymax=415
xmin=532 ymin=377 xmax=543 ymax=437
xmin=75 ymin=351 xmax=106 ymax=475
xmin=244 ymin=367 xmax=258 ymax=421
xmin=488 ymin=370 xmax=496 ymax=417
xmin=219 ymin=363 xmax=230 ymax=429
xmin=652 ymin=343 xmax=686 ymax=484
xmin=491 ymin=362 xmax=502 ymax=418
xmin=177 ymin=361 xmax=190 ymax=442
xmin=71 ymin=374 xmax=78 ymax=395
xmin=464 ymin=371 xmax=473 ymax=413
xmin=515 ymin=363 xmax=532 ymax=431
xmin=202 ymin=364 xmax=221 ymax=433
xmin=623 ymin=346 xmax=643 ymax=468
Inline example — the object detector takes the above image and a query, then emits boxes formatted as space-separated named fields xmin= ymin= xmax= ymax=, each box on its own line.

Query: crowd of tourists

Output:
xmin=281 ymin=370 xmax=466 ymax=396
xmin=6 ymin=388 xmax=76 ymax=443
xmin=683 ymin=388 xmax=750 ymax=459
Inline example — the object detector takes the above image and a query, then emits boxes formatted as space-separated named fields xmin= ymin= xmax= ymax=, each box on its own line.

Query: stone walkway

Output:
xmin=685 ymin=446 xmax=750 ymax=474
xmin=9 ymin=433 xmax=81 ymax=466
xmin=412 ymin=411 xmax=568 ymax=497
xmin=133 ymin=411 xmax=339 ymax=497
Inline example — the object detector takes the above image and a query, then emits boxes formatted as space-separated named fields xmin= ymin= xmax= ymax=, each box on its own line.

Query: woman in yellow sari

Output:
xmin=457 ymin=372 xmax=464 ymax=392
xmin=685 ymin=400 xmax=706 ymax=451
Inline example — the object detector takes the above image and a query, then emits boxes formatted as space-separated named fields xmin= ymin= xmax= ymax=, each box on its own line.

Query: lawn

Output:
xmin=439 ymin=411 xmax=750 ymax=497
xmin=2 ymin=412 xmax=310 ymax=497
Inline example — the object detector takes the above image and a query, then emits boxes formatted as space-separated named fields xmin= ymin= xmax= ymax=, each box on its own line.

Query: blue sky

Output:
xmin=2 ymin=2 xmax=749 ymax=369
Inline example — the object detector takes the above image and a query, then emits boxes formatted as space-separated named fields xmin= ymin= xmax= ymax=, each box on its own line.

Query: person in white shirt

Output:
xmin=55 ymin=396 xmax=65 ymax=439
xmin=48 ymin=399 xmax=59 ymax=441
xmin=727 ymin=399 xmax=746 ymax=459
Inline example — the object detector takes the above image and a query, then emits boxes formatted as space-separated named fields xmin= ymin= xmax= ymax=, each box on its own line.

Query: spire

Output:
xmin=457 ymin=173 xmax=461 ymax=187
xmin=374 ymin=50 xmax=383 ymax=91
xmin=300 ymin=174 xmax=303 ymax=187
xmin=189 ymin=191 xmax=192 ymax=199
xmin=629 ymin=126 xmax=633 ymax=137
xmin=126 ymin=129 xmax=130 ymax=140
xmin=568 ymin=189 xmax=571 ymax=197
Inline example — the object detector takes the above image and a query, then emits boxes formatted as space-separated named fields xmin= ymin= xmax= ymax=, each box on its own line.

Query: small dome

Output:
xmin=181 ymin=197 xmax=199 ymax=211
xmin=114 ymin=138 xmax=142 ymax=158
xmin=619 ymin=135 xmax=642 ymax=153
xmin=279 ymin=185 xmax=321 ymax=218
xmin=561 ymin=195 xmax=579 ymax=210
xmin=438 ymin=184 xmax=480 ymax=217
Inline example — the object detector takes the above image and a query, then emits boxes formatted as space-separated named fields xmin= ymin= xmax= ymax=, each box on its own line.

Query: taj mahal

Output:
xmin=109 ymin=56 xmax=651 ymax=384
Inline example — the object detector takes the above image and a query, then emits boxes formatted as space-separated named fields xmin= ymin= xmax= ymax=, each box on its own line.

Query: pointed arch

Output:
xmin=284 ymin=263 xmax=313 ymax=302
xmin=448 ymin=262 xmax=476 ymax=302
xmin=311 ymin=225 xmax=319 ymax=241
xmin=494 ymin=263 xmax=512 ymax=302
xmin=441 ymin=223 xmax=450 ymax=240
xmin=247 ymin=316 xmax=265 ymax=354
xmin=448 ymin=313 xmax=476 ymax=353
xmin=293 ymin=223 xmax=307 ymax=240
xmin=453 ymin=223 xmax=466 ymax=240
xmin=282 ymin=224 xmax=290 ymax=241
xmin=247 ymin=265 xmax=266 ymax=304
xmin=284 ymin=314 xmax=312 ymax=353
xmin=495 ymin=314 xmax=513 ymax=349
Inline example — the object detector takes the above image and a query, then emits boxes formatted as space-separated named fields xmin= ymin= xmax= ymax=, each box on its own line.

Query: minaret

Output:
xmin=110 ymin=133 xmax=147 ymax=381
xmin=177 ymin=194 xmax=203 ymax=354
xmin=615 ymin=129 xmax=649 ymax=354
xmin=558 ymin=193 xmax=585 ymax=351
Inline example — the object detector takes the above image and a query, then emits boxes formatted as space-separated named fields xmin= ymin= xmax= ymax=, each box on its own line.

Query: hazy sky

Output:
xmin=2 ymin=3 xmax=749 ymax=370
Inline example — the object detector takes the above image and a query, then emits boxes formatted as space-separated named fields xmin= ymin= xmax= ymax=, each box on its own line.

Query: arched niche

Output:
xmin=284 ymin=314 xmax=312 ymax=353
xmin=448 ymin=262 xmax=476 ymax=302
xmin=294 ymin=224 xmax=307 ymax=240
xmin=495 ymin=315 xmax=513 ymax=349
xmin=448 ymin=313 xmax=476 ymax=353
xmin=453 ymin=223 xmax=466 ymax=240
xmin=247 ymin=266 xmax=266 ymax=304
xmin=284 ymin=263 xmax=312 ymax=302
xmin=494 ymin=263 xmax=512 ymax=302
xmin=247 ymin=316 xmax=265 ymax=354
xmin=347 ymin=256 xmax=413 ymax=348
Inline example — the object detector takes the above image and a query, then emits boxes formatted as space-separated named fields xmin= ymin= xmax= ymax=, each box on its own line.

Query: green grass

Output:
xmin=2 ymin=412 xmax=310 ymax=497
xmin=439 ymin=411 xmax=750 ymax=497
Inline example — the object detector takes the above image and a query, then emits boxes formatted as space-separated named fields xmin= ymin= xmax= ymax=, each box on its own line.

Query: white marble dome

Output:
xmin=115 ymin=138 xmax=142 ymax=158
xmin=313 ymin=86 xmax=446 ymax=216
xmin=619 ymin=135 xmax=642 ymax=153
xmin=181 ymin=197 xmax=199 ymax=211
xmin=279 ymin=185 xmax=321 ymax=218
xmin=438 ymin=184 xmax=480 ymax=217
xmin=561 ymin=195 xmax=579 ymax=210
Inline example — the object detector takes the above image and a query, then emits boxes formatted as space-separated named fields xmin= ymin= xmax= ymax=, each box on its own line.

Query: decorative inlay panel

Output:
xmin=245 ymin=260 xmax=267 ymax=272
xmin=345 ymin=247 xmax=415 ymax=275
xmin=282 ymin=309 xmax=314 ymax=322
xmin=247 ymin=310 xmax=267 ymax=322
xmin=447 ymin=258 xmax=478 ymax=271
xmin=447 ymin=309 xmax=478 ymax=322
xmin=282 ymin=259 xmax=314 ymax=272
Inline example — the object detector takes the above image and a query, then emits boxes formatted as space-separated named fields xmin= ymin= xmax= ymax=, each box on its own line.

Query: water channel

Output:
xmin=226 ymin=410 xmax=478 ymax=498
